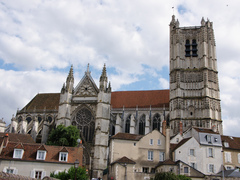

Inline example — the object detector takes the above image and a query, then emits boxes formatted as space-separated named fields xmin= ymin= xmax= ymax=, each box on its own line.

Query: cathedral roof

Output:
xmin=111 ymin=89 xmax=169 ymax=108
xmin=19 ymin=93 xmax=60 ymax=113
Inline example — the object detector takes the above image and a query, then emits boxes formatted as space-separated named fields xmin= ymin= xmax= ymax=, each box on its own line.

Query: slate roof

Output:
xmin=111 ymin=90 xmax=169 ymax=108
xmin=221 ymin=135 xmax=240 ymax=150
xmin=171 ymin=137 xmax=192 ymax=151
xmin=0 ymin=142 xmax=82 ymax=164
xmin=0 ymin=172 xmax=37 ymax=180
xmin=111 ymin=156 xmax=136 ymax=165
xmin=193 ymin=127 xmax=219 ymax=134
xmin=155 ymin=159 xmax=176 ymax=167
xmin=19 ymin=93 xmax=60 ymax=112
xmin=111 ymin=132 xmax=143 ymax=141
xmin=0 ymin=133 xmax=35 ymax=144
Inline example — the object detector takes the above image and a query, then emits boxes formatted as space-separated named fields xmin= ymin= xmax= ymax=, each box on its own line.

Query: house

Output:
xmin=108 ymin=129 xmax=166 ymax=180
xmin=172 ymin=127 xmax=223 ymax=175
xmin=155 ymin=159 xmax=205 ymax=179
xmin=221 ymin=135 xmax=240 ymax=170
xmin=0 ymin=133 xmax=83 ymax=179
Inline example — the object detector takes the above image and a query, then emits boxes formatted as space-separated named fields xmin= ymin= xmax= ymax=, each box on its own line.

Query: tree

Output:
xmin=50 ymin=166 xmax=88 ymax=180
xmin=154 ymin=172 xmax=191 ymax=180
xmin=47 ymin=125 xmax=80 ymax=147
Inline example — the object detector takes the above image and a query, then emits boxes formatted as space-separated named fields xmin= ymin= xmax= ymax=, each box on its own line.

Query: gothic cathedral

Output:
xmin=9 ymin=16 xmax=223 ymax=177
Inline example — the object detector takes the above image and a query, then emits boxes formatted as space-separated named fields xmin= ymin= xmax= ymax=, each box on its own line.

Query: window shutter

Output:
xmin=238 ymin=153 xmax=240 ymax=163
xmin=213 ymin=148 xmax=215 ymax=158
xmin=3 ymin=167 xmax=6 ymax=173
xmin=13 ymin=169 xmax=18 ymax=174
xmin=42 ymin=171 xmax=46 ymax=179
xmin=30 ymin=170 xmax=35 ymax=178
xmin=206 ymin=148 xmax=209 ymax=157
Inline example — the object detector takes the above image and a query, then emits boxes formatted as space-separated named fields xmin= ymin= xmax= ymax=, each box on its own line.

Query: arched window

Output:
xmin=38 ymin=116 xmax=42 ymax=123
xmin=153 ymin=113 xmax=161 ymax=131
xmin=139 ymin=114 xmax=146 ymax=135
xmin=47 ymin=116 xmax=53 ymax=123
xmin=26 ymin=117 xmax=32 ymax=124
xmin=125 ymin=115 xmax=131 ymax=133
xmin=192 ymin=39 xmax=198 ymax=57
xmin=18 ymin=116 xmax=22 ymax=123
xmin=72 ymin=107 xmax=95 ymax=143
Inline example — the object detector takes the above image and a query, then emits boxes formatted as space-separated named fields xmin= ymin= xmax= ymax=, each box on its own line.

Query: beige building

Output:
xmin=221 ymin=135 xmax=240 ymax=170
xmin=109 ymin=130 xmax=166 ymax=180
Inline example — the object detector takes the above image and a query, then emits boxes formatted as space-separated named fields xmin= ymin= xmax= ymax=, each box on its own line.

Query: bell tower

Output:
xmin=169 ymin=16 xmax=222 ymax=135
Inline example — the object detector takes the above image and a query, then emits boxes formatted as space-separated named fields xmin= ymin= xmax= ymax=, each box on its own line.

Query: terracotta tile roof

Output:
xmin=20 ymin=93 xmax=60 ymax=112
xmin=0 ymin=133 xmax=35 ymax=144
xmin=171 ymin=137 xmax=192 ymax=151
xmin=38 ymin=144 xmax=47 ymax=151
xmin=193 ymin=127 xmax=218 ymax=134
xmin=15 ymin=143 xmax=24 ymax=149
xmin=221 ymin=135 xmax=240 ymax=150
xmin=111 ymin=156 xmax=136 ymax=165
xmin=111 ymin=132 xmax=143 ymax=141
xmin=0 ymin=142 xmax=83 ymax=165
xmin=156 ymin=159 xmax=176 ymax=167
xmin=111 ymin=90 xmax=169 ymax=108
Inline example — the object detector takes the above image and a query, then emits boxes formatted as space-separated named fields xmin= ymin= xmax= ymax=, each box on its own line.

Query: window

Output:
xmin=150 ymin=139 xmax=153 ymax=145
xmin=226 ymin=166 xmax=233 ymax=170
xmin=208 ymin=148 xmax=214 ymax=157
xmin=238 ymin=153 xmax=240 ymax=163
xmin=35 ymin=171 xmax=42 ymax=179
xmin=190 ymin=149 xmax=195 ymax=156
xmin=184 ymin=167 xmax=189 ymax=173
xmin=36 ymin=150 xmax=46 ymax=160
xmin=157 ymin=139 xmax=161 ymax=145
xmin=151 ymin=168 xmax=156 ymax=173
xmin=185 ymin=39 xmax=198 ymax=57
xmin=125 ymin=115 xmax=131 ymax=133
xmin=224 ymin=142 xmax=229 ymax=147
xmin=225 ymin=152 xmax=232 ymax=163
xmin=206 ymin=135 xmax=212 ymax=143
xmin=209 ymin=164 xmax=214 ymax=173
xmin=59 ymin=152 xmax=68 ymax=162
xmin=153 ymin=113 xmax=161 ymax=131
xmin=13 ymin=149 xmax=23 ymax=159
xmin=159 ymin=152 xmax=165 ymax=162
xmin=142 ymin=167 xmax=149 ymax=173
xmin=148 ymin=151 xmax=153 ymax=161
xmin=139 ymin=114 xmax=146 ymax=135
xmin=7 ymin=169 xmax=14 ymax=174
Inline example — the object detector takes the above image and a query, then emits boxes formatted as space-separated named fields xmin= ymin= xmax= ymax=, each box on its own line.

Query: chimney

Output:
xmin=179 ymin=121 xmax=183 ymax=135
xmin=162 ymin=120 xmax=166 ymax=136
xmin=3 ymin=133 xmax=9 ymax=147
xmin=165 ymin=127 xmax=170 ymax=160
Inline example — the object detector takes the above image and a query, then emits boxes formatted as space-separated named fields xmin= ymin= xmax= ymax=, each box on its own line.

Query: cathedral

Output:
xmin=9 ymin=16 xmax=223 ymax=177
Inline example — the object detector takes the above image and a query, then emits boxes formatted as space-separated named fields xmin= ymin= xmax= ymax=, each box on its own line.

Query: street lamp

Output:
xmin=74 ymin=159 xmax=79 ymax=180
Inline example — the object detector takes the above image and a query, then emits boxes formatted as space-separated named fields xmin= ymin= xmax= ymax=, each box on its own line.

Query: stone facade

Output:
xmin=169 ymin=15 xmax=223 ymax=136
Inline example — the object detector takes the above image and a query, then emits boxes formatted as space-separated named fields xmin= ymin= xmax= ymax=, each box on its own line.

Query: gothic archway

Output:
xmin=139 ymin=114 xmax=146 ymax=135
xmin=72 ymin=107 xmax=95 ymax=143
xmin=125 ymin=115 xmax=131 ymax=133
xmin=153 ymin=113 xmax=161 ymax=131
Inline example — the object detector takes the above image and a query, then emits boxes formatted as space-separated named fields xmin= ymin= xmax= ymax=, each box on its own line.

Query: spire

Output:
xmin=66 ymin=65 xmax=74 ymax=93
xmin=86 ymin=63 xmax=91 ymax=76
xmin=201 ymin=17 xmax=205 ymax=26
xmin=99 ymin=64 xmax=108 ymax=91
xmin=100 ymin=64 xmax=107 ymax=81
xmin=170 ymin=15 xmax=176 ymax=26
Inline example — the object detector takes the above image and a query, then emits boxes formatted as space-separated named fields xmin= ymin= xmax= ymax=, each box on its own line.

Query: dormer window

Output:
xmin=59 ymin=152 xmax=68 ymax=162
xmin=36 ymin=150 xmax=46 ymax=160
xmin=224 ymin=142 xmax=229 ymax=147
xmin=13 ymin=149 xmax=24 ymax=159
xmin=206 ymin=135 xmax=212 ymax=143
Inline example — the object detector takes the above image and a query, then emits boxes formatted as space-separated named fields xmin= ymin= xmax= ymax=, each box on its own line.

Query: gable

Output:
xmin=74 ymin=74 xmax=99 ymax=97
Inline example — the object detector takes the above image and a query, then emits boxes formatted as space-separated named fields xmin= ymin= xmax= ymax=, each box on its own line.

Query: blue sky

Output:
xmin=0 ymin=0 xmax=240 ymax=137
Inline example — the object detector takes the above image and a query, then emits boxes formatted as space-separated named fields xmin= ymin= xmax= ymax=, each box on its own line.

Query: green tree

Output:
xmin=154 ymin=172 xmax=191 ymax=180
xmin=50 ymin=166 xmax=88 ymax=180
xmin=47 ymin=125 xmax=80 ymax=147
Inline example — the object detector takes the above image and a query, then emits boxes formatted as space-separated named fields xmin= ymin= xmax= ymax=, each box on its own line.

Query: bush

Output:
xmin=51 ymin=166 xmax=88 ymax=180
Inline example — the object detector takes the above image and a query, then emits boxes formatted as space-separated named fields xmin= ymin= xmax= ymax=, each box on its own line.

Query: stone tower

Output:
xmin=56 ymin=65 xmax=74 ymax=127
xmin=169 ymin=15 xmax=222 ymax=135
xmin=92 ymin=64 xmax=111 ymax=178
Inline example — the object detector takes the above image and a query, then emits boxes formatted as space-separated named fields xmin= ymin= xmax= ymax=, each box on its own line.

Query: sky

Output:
xmin=0 ymin=0 xmax=239 ymax=137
